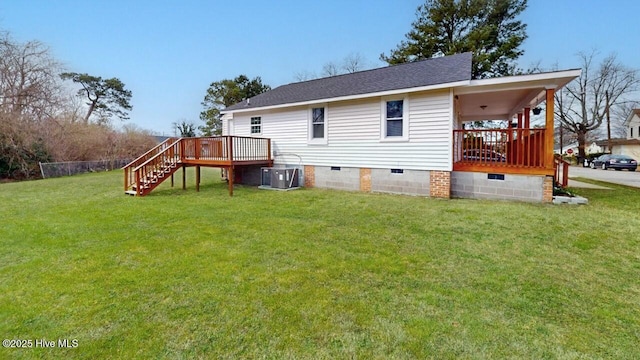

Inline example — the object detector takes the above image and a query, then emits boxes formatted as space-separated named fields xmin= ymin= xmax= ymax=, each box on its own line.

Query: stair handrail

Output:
xmin=553 ymin=154 xmax=570 ymax=188
xmin=133 ymin=138 xmax=183 ymax=173
xmin=123 ymin=137 xmax=178 ymax=169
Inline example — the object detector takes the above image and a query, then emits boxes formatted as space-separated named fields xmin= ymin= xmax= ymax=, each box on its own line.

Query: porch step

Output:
xmin=125 ymin=190 xmax=137 ymax=196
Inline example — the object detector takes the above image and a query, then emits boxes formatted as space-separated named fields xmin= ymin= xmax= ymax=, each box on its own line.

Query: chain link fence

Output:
xmin=39 ymin=159 xmax=132 ymax=179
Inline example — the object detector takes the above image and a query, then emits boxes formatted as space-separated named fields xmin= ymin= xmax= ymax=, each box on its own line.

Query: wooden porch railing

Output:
xmin=453 ymin=128 xmax=549 ymax=174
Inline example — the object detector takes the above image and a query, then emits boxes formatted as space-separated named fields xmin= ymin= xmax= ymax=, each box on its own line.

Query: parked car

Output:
xmin=590 ymin=154 xmax=637 ymax=171
xmin=462 ymin=149 xmax=506 ymax=162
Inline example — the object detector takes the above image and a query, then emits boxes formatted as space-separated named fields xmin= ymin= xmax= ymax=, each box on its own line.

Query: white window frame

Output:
xmin=380 ymin=96 xmax=409 ymax=142
xmin=308 ymin=105 xmax=328 ymax=145
xmin=250 ymin=116 xmax=262 ymax=135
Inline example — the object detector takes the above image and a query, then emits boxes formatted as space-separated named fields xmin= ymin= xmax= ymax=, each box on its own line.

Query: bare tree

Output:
xmin=321 ymin=62 xmax=340 ymax=77
xmin=341 ymin=52 xmax=367 ymax=73
xmin=293 ymin=70 xmax=317 ymax=82
xmin=0 ymin=31 xmax=65 ymax=178
xmin=556 ymin=51 xmax=640 ymax=158
xmin=0 ymin=32 xmax=64 ymax=121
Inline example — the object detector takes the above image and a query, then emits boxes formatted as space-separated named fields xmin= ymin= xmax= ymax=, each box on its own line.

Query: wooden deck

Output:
xmin=123 ymin=136 xmax=272 ymax=196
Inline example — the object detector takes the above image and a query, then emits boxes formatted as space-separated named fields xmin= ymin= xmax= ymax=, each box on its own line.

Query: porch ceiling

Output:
xmin=454 ymin=69 xmax=581 ymax=123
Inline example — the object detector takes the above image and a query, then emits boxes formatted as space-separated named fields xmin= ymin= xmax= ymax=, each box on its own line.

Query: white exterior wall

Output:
xmin=629 ymin=114 xmax=640 ymax=139
xmin=223 ymin=89 xmax=453 ymax=171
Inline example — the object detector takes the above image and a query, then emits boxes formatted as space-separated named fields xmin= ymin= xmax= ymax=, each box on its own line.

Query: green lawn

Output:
xmin=1 ymin=169 xmax=639 ymax=359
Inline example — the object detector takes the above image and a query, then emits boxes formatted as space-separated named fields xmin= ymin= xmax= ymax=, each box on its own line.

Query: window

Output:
xmin=391 ymin=169 xmax=404 ymax=174
xmin=386 ymin=100 xmax=403 ymax=137
xmin=381 ymin=97 xmax=408 ymax=141
xmin=308 ymin=105 xmax=328 ymax=144
xmin=250 ymin=117 xmax=261 ymax=134
xmin=632 ymin=127 xmax=634 ymax=138
xmin=312 ymin=107 xmax=324 ymax=139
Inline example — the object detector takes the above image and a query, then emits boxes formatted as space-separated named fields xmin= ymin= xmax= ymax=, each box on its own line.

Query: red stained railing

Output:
xmin=453 ymin=128 xmax=547 ymax=171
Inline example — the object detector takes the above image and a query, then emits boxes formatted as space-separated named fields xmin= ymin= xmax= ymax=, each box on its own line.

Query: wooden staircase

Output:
xmin=123 ymin=137 xmax=182 ymax=196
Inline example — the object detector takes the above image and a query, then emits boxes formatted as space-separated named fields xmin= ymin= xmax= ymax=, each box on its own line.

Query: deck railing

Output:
xmin=180 ymin=136 xmax=271 ymax=162
xmin=453 ymin=128 xmax=547 ymax=171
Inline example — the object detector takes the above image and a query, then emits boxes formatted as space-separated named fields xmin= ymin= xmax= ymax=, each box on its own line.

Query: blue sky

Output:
xmin=2 ymin=1 xmax=639 ymax=135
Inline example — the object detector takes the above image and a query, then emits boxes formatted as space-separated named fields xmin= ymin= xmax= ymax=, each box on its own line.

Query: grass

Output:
xmin=1 ymin=169 xmax=639 ymax=359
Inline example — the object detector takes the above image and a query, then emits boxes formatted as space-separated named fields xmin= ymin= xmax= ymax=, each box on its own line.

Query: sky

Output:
xmin=2 ymin=0 xmax=639 ymax=136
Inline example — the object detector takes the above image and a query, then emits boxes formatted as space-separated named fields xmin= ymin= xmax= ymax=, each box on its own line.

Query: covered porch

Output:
xmin=452 ymin=70 xmax=580 ymax=187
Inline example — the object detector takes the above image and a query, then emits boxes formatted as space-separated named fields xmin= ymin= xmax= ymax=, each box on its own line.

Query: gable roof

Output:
xmin=624 ymin=109 xmax=640 ymax=126
xmin=223 ymin=52 xmax=473 ymax=112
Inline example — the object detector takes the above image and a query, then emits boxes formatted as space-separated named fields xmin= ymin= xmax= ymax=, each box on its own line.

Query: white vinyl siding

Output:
xmin=225 ymin=89 xmax=452 ymax=171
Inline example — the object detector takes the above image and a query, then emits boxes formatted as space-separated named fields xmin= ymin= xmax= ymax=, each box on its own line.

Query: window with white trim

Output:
xmin=251 ymin=116 xmax=261 ymax=134
xmin=381 ymin=97 xmax=408 ymax=141
xmin=308 ymin=105 xmax=328 ymax=144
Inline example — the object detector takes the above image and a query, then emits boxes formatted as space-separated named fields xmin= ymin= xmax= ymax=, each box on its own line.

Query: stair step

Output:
xmin=124 ymin=190 xmax=137 ymax=196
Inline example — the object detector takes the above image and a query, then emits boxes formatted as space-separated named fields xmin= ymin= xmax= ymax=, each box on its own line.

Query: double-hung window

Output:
xmin=312 ymin=108 xmax=325 ymax=139
xmin=386 ymin=100 xmax=404 ymax=137
xmin=381 ymin=97 xmax=408 ymax=141
xmin=251 ymin=116 xmax=261 ymax=134
xmin=309 ymin=106 xmax=327 ymax=144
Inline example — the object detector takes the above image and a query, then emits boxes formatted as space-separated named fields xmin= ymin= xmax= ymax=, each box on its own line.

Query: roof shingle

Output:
xmin=224 ymin=52 xmax=472 ymax=112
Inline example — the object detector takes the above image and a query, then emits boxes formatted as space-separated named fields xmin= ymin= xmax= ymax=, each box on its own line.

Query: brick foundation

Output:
xmin=304 ymin=165 xmax=315 ymax=188
xmin=429 ymin=170 xmax=451 ymax=199
xmin=542 ymin=175 xmax=554 ymax=203
xmin=359 ymin=168 xmax=371 ymax=192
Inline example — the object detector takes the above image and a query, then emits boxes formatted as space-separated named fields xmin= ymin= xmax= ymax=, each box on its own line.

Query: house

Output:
xmin=595 ymin=139 xmax=640 ymax=159
xmin=586 ymin=142 xmax=603 ymax=155
xmin=626 ymin=109 xmax=640 ymax=139
xmin=221 ymin=53 xmax=581 ymax=202
xmin=593 ymin=109 xmax=640 ymax=159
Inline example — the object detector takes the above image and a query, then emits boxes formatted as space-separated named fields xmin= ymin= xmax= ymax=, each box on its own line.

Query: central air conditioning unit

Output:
xmin=261 ymin=167 xmax=299 ymax=189
xmin=261 ymin=168 xmax=272 ymax=186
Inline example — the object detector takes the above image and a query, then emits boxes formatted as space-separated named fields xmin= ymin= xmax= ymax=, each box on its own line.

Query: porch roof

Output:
xmin=454 ymin=69 xmax=581 ymax=123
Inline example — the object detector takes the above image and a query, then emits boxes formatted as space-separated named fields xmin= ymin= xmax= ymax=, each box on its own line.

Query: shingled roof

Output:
xmin=224 ymin=52 xmax=472 ymax=112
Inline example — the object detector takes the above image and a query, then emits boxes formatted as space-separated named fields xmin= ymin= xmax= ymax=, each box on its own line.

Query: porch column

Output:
xmin=545 ymin=87 xmax=556 ymax=170
xmin=524 ymin=107 xmax=530 ymax=129
xmin=517 ymin=113 xmax=523 ymax=165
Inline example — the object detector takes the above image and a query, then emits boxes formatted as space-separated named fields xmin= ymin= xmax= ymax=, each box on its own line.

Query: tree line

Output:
xmin=0 ymin=30 xmax=154 ymax=180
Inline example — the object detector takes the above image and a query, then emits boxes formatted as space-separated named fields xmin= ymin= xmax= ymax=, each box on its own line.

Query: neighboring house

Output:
xmin=221 ymin=53 xmax=580 ymax=202
xmin=596 ymin=138 xmax=640 ymax=159
xmin=586 ymin=142 xmax=603 ymax=155
xmin=594 ymin=109 xmax=640 ymax=159
xmin=626 ymin=109 xmax=640 ymax=139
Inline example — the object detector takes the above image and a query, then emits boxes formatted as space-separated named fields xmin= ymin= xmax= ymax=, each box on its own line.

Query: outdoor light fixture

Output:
xmin=480 ymin=105 xmax=487 ymax=110
xmin=532 ymin=107 xmax=542 ymax=115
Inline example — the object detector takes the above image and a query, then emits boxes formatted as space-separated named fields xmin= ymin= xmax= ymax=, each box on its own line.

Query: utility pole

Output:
xmin=559 ymin=123 xmax=564 ymax=155
xmin=606 ymin=90 xmax=612 ymax=153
